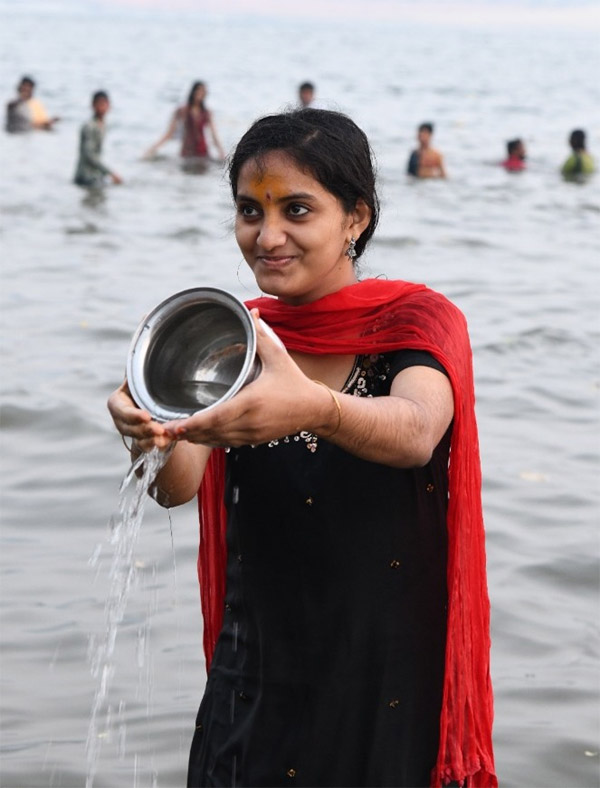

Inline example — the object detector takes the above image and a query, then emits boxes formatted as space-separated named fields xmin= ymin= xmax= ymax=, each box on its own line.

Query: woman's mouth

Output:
xmin=256 ymin=255 xmax=296 ymax=269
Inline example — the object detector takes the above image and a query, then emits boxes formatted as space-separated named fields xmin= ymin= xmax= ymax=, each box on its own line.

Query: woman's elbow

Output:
xmin=400 ymin=400 xmax=451 ymax=468
xmin=394 ymin=418 xmax=438 ymax=468
xmin=383 ymin=435 xmax=433 ymax=469
xmin=394 ymin=441 xmax=434 ymax=469
xmin=409 ymin=443 xmax=435 ymax=468
xmin=150 ymin=482 xmax=197 ymax=508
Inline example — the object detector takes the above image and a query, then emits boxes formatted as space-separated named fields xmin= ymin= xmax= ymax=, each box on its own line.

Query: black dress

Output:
xmin=188 ymin=351 xmax=451 ymax=788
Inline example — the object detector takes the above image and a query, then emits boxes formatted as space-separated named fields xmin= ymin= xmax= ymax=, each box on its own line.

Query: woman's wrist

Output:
xmin=311 ymin=380 xmax=343 ymax=438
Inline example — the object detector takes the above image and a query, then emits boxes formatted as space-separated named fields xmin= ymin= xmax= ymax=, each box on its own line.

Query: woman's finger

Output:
xmin=163 ymin=399 xmax=243 ymax=443
xmin=107 ymin=380 xmax=166 ymax=440
xmin=251 ymin=310 xmax=286 ymax=367
xmin=136 ymin=433 xmax=173 ymax=452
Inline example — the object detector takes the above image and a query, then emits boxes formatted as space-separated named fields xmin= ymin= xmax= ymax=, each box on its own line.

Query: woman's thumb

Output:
xmin=252 ymin=311 xmax=285 ymax=363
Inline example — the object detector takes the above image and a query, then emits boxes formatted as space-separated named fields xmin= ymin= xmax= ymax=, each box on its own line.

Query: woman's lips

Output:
xmin=256 ymin=255 xmax=296 ymax=269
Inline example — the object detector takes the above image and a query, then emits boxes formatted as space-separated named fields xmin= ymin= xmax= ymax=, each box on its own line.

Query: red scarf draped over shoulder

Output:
xmin=197 ymin=279 xmax=497 ymax=787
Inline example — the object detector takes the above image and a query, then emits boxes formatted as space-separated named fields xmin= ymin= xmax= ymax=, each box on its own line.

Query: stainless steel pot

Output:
xmin=126 ymin=287 xmax=261 ymax=422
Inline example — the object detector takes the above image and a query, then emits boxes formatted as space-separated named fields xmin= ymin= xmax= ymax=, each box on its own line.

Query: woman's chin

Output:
xmin=254 ymin=273 xmax=298 ymax=301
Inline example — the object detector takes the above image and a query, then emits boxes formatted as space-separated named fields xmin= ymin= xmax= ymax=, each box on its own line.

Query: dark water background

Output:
xmin=1 ymin=6 xmax=599 ymax=786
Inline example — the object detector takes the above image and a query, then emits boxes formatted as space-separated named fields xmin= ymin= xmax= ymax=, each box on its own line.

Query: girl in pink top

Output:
xmin=144 ymin=81 xmax=225 ymax=161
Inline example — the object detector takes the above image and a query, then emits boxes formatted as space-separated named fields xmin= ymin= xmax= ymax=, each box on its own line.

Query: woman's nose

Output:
xmin=257 ymin=215 xmax=286 ymax=250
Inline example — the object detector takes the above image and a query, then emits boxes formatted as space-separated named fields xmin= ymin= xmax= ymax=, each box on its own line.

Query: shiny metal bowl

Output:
xmin=126 ymin=287 xmax=260 ymax=422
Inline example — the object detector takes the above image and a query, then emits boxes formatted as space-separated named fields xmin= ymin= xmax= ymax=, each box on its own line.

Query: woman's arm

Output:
xmin=107 ymin=381 xmax=211 ymax=506
xmin=162 ymin=312 xmax=454 ymax=469
xmin=143 ymin=108 xmax=181 ymax=158
xmin=323 ymin=365 xmax=453 ymax=467
xmin=206 ymin=111 xmax=225 ymax=160
xmin=134 ymin=440 xmax=211 ymax=507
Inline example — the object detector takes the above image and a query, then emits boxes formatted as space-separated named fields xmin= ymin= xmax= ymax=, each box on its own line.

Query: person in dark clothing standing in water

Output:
xmin=74 ymin=90 xmax=122 ymax=188
xmin=109 ymin=108 xmax=496 ymax=787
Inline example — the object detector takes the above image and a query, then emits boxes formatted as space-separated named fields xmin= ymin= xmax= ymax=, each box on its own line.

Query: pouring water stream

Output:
xmin=86 ymin=446 xmax=174 ymax=788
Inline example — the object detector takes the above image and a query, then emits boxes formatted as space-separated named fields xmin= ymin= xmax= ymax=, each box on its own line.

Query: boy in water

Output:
xmin=298 ymin=81 xmax=316 ymax=108
xmin=297 ymin=81 xmax=327 ymax=109
xmin=407 ymin=122 xmax=447 ymax=178
xmin=74 ymin=91 xmax=122 ymax=188
xmin=561 ymin=129 xmax=595 ymax=179
xmin=6 ymin=76 xmax=59 ymax=133
xmin=502 ymin=138 xmax=527 ymax=172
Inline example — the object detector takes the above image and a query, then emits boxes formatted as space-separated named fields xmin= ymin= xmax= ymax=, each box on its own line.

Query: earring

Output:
xmin=236 ymin=259 xmax=256 ymax=294
xmin=346 ymin=236 xmax=357 ymax=261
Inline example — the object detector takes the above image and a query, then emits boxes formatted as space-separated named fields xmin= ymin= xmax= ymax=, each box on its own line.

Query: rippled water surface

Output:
xmin=1 ymin=7 xmax=599 ymax=787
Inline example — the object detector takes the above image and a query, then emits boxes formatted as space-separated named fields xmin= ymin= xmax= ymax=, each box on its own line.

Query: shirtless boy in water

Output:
xmin=407 ymin=122 xmax=447 ymax=178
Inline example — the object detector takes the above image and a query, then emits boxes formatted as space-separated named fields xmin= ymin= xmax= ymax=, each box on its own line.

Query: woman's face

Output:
xmin=235 ymin=151 xmax=367 ymax=305
xmin=192 ymin=85 xmax=206 ymax=104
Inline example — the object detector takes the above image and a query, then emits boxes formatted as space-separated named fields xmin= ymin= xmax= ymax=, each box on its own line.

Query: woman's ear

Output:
xmin=349 ymin=198 xmax=372 ymax=239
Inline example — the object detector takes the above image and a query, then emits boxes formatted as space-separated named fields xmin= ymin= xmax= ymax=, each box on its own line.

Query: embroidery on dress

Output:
xmin=268 ymin=431 xmax=318 ymax=452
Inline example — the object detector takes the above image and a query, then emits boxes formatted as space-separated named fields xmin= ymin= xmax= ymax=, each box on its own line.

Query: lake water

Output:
xmin=1 ymin=6 xmax=599 ymax=787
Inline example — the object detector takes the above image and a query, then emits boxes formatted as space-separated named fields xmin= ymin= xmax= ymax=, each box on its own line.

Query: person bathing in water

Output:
xmin=502 ymin=138 xmax=527 ymax=172
xmin=109 ymin=108 xmax=496 ymax=787
xmin=5 ymin=75 xmax=60 ymax=133
xmin=561 ymin=128 xmax=595 ymax=180
xmin=407 ymin=122 xmax=447 ymax=179
xmin=144 ymin=81 xmax=225 ymax=162
xmin=73 ymin=90 xmax=122 ymax=188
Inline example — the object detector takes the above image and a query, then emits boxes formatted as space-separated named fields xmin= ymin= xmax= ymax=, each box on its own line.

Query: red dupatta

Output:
xmin=197 ymin=278 xmax=497 ymax=787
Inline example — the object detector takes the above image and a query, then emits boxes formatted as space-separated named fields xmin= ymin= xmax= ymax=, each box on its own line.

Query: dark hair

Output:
xmin=419 ymin=122 xmax=434 ymax=134
xmin=507 ymin=138 xmax=522 ymax=156
xmin=228 ymin=109 xmax=379 ymax=260
xmin=187 ymin=81 xmax=206 ymax=111
xmin=19 ymin=76 xmax=35 ymax=89
xmin=299 ymin=82 xmax=314 ymax=93
xmin=569 ymin=129 xmax=586 ymax=151
xmin=92 ymin=90 xmax=109 ymax=105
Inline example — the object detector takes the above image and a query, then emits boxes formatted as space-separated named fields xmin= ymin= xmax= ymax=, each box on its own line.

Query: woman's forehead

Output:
xmin=237 ymin=152 xmax=322 ymax=198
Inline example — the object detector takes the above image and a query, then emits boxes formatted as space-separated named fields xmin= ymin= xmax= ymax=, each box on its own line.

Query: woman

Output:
xmin=109 ymin=109 xmax=496 ymax=787
xmin=144 ymin=81 xmax=225 ymax=161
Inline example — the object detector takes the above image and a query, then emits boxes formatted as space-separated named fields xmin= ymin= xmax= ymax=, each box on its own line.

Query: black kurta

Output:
xmin=188 ymin=351 xmax=450 ymax=788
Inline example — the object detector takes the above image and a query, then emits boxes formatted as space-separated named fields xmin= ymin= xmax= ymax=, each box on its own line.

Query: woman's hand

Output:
xmin=107 ymin=380 xmax=173 ymax=452
xmin=162 ymin=310 xmax=328 ymax=447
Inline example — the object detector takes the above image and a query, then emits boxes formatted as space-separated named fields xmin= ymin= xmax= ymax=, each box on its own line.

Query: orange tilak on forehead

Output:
xmin=248 ymin=172 xmax=289 ymax=202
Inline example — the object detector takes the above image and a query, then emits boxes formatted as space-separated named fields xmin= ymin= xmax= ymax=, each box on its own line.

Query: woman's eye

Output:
xmin=288 ymin=204 xmax=309 ymax=217
xmin=239 ymin=204 xmax=259 ymax=218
